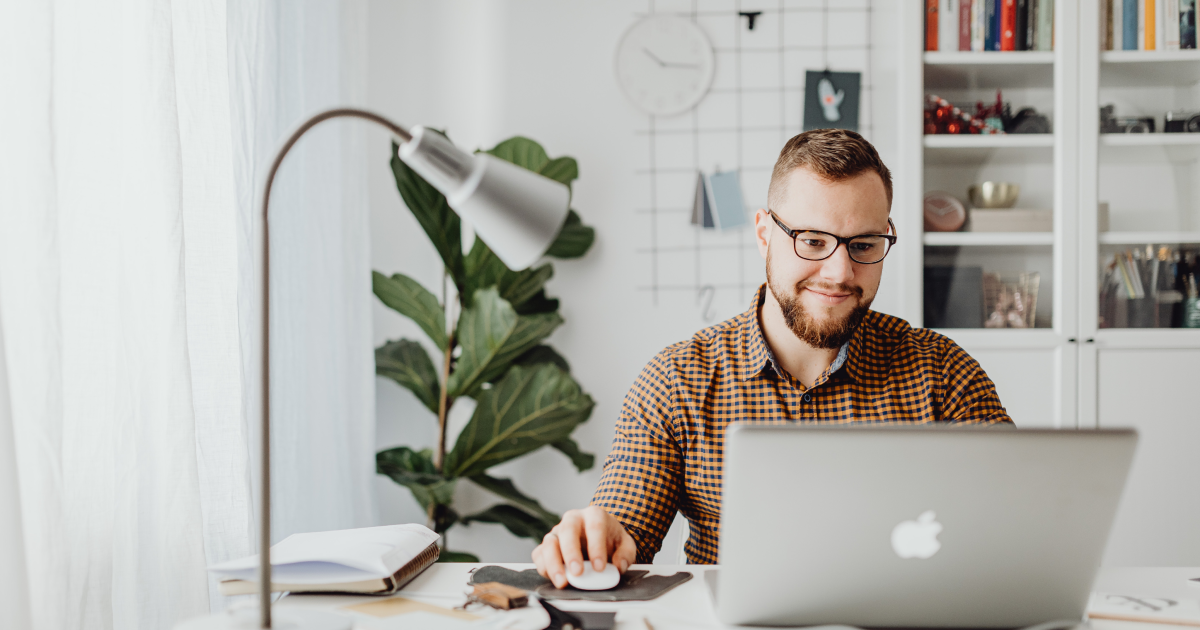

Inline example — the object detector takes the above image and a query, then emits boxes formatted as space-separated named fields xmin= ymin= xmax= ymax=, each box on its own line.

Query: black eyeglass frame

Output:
xmin=768 ymin=210 xmax=898 ymax=265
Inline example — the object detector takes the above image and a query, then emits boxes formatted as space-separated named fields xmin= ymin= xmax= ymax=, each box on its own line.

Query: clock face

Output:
xmin=614 ymin=15 xmax=715 ymax=116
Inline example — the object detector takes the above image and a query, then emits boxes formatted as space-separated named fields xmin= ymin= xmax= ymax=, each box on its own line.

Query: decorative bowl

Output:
xmin=967 ymin=182 xmax=1020 ymax=208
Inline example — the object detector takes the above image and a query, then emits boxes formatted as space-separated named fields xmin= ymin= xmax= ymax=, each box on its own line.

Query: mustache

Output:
xmin=794 ymin=281 xmax=864 ymax=298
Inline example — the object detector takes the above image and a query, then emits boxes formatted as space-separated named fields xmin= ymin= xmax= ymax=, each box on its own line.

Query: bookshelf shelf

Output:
xmin=1099 ymin=232 xmax=1200 ymax=245
xmin=1099 ymin=134 xmax=1200 ymax=147
xmin=924 ymin=52 xmax=1055 ymax=89
xmin=924 ymin=134 xmax=1054 ymax=148
xmin=1099 ymin=50 xmax=1200 ymax=86
xmin=922 ymin=134 xmax=1054 ymax=164
xmin=924 ymin=232 xmax=1055 ymax=246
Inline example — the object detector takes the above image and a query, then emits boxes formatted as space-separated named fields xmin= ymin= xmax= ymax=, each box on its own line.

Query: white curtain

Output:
xmin=0 ymin=1 xmax=375 ymax=628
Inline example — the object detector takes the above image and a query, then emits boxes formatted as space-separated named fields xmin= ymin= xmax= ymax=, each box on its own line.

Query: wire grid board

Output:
xmin=633 ymin=0 xmax=875 ymax=323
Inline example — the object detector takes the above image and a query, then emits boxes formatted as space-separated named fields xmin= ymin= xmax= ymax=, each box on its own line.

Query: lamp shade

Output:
xmin=398 ymin=126 xmax=570 ymax=270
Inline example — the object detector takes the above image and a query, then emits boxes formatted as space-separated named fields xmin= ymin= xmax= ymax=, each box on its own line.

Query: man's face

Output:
xmin=754 ymin=167 xmax=891 ymax=348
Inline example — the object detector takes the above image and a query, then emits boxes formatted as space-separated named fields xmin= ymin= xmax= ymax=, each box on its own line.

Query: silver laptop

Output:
xmin=712 ymin=425 xmax=1137 ymax=627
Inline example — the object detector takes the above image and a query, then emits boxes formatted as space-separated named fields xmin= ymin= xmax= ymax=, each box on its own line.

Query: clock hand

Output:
xmin=642 ymin=47 xmax=699 ymax=69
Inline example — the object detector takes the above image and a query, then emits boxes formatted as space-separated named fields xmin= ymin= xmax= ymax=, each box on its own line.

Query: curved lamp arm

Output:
xmin=254 ymin=108 xmax=569 ymax=628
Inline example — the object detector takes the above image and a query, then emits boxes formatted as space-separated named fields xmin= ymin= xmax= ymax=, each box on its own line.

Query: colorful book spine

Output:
xmin=927 ymin=0 xmax=939 ymax=51
xmin=1103 ymin=0 xmax=1113 ymax=49
xmin=1183 ymin=0 xmax=1197 ymax=48
xmin=1036 ymin=0 xmax=1054 ymax=50
xmin=940 ymin=0 xmax=960 ymax=51
xmin=988 ymin=0 xmax=998 ymax=49
xmin=1017 ymin=0 xmax=1030 ymax=50
xmin=960 ymin=0 xmax=973 ymax=49
xmin=1125 ymin=0 xmax=1139 ymax=49
xmin=1157 ymin=0 xmax=1167 ymax=49
xmin=1001 ymin=0 xmax=1017 ymax=49
xmin=1114 ymin=0 xmax=1125 ymax=49
xmin=972 ymin=0 xmax=987 ymax=50
xmin=1167 ymin=0 xmax=1181 ymax=48
xmin=1139 ymin=0 xmax=1149 ymax=50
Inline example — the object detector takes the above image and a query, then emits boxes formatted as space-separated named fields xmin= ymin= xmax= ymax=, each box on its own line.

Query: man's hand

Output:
xmin=532 ymin=506 xmax=637 ymax=589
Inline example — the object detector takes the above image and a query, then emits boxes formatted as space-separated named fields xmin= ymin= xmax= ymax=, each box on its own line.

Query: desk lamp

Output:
xmin=177 ymin=108 xmax=569 ymax=630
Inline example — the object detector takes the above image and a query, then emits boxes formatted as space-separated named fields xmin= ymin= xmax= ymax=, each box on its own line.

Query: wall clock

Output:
xmin=614 ymin=15 xmax=716 ymax=116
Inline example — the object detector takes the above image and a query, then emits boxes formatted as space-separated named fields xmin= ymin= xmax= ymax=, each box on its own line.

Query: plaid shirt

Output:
xmin=591 ymin=285 xmax=1012 ymax=564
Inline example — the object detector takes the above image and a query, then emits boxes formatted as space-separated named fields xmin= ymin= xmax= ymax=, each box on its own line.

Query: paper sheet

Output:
xmin=1087 ymin=592 xmax=1200 ymax=626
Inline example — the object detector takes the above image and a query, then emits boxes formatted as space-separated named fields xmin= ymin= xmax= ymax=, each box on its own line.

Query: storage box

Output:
xmin=968 ymin=208 xmax=1053 ymax=232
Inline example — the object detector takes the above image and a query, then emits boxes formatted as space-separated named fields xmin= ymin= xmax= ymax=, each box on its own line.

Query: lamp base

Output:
xmin=174 ymin=606 xmax=351 ymax=630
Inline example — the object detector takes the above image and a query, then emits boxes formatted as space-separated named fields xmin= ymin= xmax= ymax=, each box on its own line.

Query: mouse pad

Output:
xmin=468 ymin=566 xmax=692 ymax=601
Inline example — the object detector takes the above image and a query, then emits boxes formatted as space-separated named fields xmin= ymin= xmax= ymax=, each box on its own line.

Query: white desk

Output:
xmin=279 ymin=564 xmax=1200 ymax=630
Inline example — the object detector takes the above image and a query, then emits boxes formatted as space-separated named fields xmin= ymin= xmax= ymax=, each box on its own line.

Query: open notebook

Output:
xmin=209 ymin=524 xmax=440 ymax=596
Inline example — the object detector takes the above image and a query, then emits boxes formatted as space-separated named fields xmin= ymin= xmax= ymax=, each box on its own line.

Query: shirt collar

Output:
xmin=737 ymin=284 xmax=854 ymax=382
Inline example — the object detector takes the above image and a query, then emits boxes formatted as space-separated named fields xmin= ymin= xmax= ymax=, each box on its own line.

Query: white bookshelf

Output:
xmin=924 ymin=232 xmax=1055 ymax=246
xmin=1099 ymin=231 xmax=1200 ymax=245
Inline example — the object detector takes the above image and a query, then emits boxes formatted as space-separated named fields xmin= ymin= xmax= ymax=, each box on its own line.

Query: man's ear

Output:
xmin=754 ymin=208 xmax=772 ymax=260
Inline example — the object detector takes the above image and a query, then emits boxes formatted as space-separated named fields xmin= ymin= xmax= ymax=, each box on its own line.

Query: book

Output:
xmin=1158 ymin=0 xmax=1168 ymax=49
xmin=1140 ymin=0 xmax=1149 ymax=50
xmin=1103 ymin=0 xmax=1114 ymax=49
xmin=1001 ymin=0 xmax=1017 ymax=49
xmin=1114 ymin=0 xmax=1125 ymax=50
xmin=941 ymin=0 xmax=960 ymax=51
xmin=1167 ymin=0 xmax=1181 ymax=48
xmin=1125 ymin=0 xmax=1140 ymax=48
xmin=209 ymin=524 xmax=440 ymax=596
xmin=1184 ymin=0 xmax=1197 ymax=48
xmin=973 ymin=0 xmax=987 ymax=50
xmin=968 ymin=209 xmax=1052 ymax=233
xmin=1036 ymin=0 xmax=1055 ymax=50
xmin=1016 ymin=0 xmax=1030 ymax=50
xmin=988 ymin=0 xmax=1001 ymax=50
xmin=960 ymin=0 xmax=972 ymax=49
xmin=927 ymin=0 xmax=939 ymax=51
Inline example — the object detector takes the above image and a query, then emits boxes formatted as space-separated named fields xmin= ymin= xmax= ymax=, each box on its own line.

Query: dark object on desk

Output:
xmin=924 ymin=266 xmax=984 ymax=328
xmin=539 ymin=601 xmax=617 ymax=630
xmin=468 ymin=565 xmax=692 ymax=601
xmin=467 ymin=581 xmax=527 ymax=610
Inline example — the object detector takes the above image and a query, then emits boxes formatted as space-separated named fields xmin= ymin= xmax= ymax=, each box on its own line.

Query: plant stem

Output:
xmin=433 ymin=269 xmax=454 ymax=473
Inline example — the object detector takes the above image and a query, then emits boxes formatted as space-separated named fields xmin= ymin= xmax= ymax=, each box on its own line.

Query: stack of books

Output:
xmin=1101 ymin=0 xmax=1198 ymax=50
xmin=925 ymin=0 xmax=1055 ymax=52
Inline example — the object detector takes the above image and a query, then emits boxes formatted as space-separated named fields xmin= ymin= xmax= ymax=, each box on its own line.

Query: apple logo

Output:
xmin=891 ymin=510 xmax=943 ymax=559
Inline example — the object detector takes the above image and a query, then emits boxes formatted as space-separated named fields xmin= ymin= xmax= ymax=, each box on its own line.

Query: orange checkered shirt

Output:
xmin=591 ymin=285 xmax=1012 ymax=564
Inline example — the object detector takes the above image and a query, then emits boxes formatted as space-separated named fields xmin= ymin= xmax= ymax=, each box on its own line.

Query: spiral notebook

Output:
xmin=210 ymin=524 xmax=440 ymax=595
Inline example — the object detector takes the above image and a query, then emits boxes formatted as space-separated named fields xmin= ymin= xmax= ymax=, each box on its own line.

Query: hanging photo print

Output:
xmin=803 ymin=70 xmax=861 ymax=132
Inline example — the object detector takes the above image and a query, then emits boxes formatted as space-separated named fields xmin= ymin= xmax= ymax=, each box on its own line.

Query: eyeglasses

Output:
xmin=768 ymin=210 xmax=897 ymax=265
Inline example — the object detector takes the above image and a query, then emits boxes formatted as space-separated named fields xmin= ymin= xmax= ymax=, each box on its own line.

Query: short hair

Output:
xmin=767 ymin=128 xmax=893 ymax=211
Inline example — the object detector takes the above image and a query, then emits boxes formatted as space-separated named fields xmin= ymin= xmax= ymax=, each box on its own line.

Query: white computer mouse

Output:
xmin=565 ymin=562 xmax=620 ymax=590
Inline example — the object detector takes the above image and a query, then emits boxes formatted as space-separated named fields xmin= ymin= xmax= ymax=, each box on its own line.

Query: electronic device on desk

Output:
xmin=710 ymin=426 xmax=1138 ymax=627
xmin=1165 ymin=110 xmax=1200 ymax=133
xmin=1101 ymin=104 xmax=1156 ymax=133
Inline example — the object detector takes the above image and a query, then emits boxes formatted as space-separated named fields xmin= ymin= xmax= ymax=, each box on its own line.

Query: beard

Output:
xmin=766 ymin=252 xmax=873 ymax=349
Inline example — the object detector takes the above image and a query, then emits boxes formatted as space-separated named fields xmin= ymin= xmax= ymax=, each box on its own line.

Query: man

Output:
xmin=532 ymin=129 xmax=1012 ymax=588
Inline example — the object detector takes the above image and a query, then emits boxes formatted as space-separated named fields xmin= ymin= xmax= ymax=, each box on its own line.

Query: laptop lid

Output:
xmin=715 ymin=426 xmax=1137 ymax=628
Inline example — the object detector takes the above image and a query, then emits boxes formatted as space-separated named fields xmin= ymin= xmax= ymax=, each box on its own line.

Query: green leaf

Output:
xmin=486 ymin=137 xmax=549 ymax=172
xmin=462 ymin=504 xmax=553 ymax=541
xmin=468 ymin=474 xmax=559 ymax=526
xmin=500 ymin=264 xmax=553 ymax=310
xmin=538 ymin=157 xmax=579 ymax=186
xmin=444 ymin=364 xmax=595 ymax=478
xmin=514 ymin=290 xmax=560 ymax=316
xmin=551 ymin=438 xmax=595 ymax=472
xmin=376 ymin=447 xmax=456 ymax=511
xmin=513 ymin=345 xmax=570 ymax=373
xmin=462 ymin=239 xmax=509 ymax=308
xmin=430 ymin=504 xmax=459 ymax=535
xmin=375 ymin=339 xmax=441 ymax=415
xmin=447 ymin=288 xmax=562 ymax=398
xmin=437 ymin=551 xmax=480 ymax=563
xmin=545 ymin=210 xmax=594 ymax=259
xmin=389 ymin=140 xmax=465 ymax=287
xmin=372 ymin=272 xmax=448 ymax=350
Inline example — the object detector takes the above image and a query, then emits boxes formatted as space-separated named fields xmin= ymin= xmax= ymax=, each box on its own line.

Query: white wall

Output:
xmin=366 ymin=0 xmax=900 ymax=562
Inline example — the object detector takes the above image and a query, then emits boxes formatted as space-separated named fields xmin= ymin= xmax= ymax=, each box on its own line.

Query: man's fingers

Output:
xmin=613 ymin=530 xmax=637 ymax=573
xmin=583 ymin=509 xmax=609 ymax=571
xmin=556 ymin=514 xmax=585 ymax=579
xmin=539 ymin=533 xmax=567 ymax=588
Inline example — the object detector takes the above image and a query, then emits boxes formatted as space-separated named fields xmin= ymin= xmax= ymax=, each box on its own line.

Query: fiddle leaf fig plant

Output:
xmin=375 ymin=134 xmax=596 ymax=562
